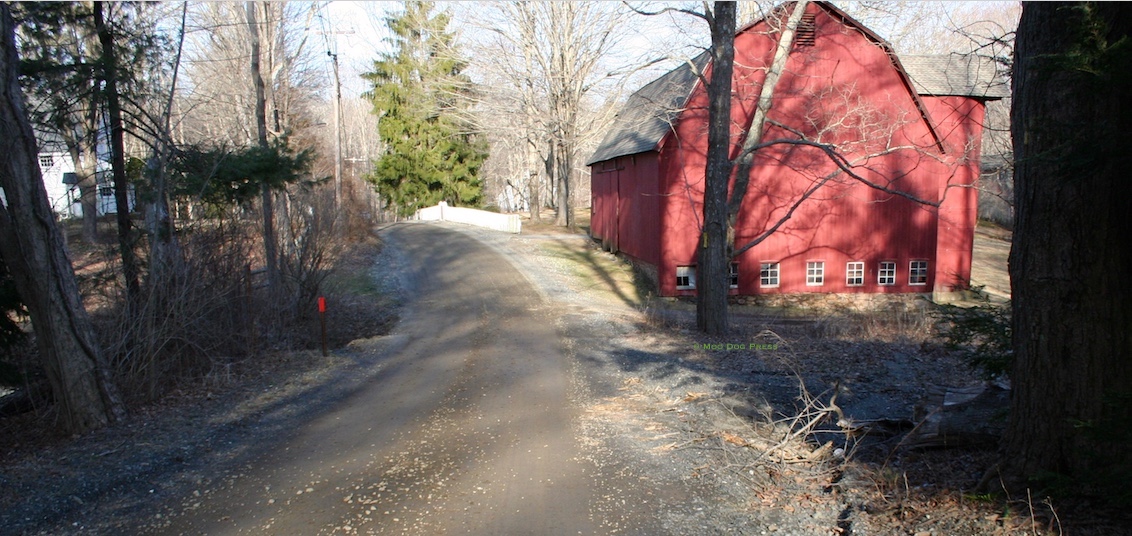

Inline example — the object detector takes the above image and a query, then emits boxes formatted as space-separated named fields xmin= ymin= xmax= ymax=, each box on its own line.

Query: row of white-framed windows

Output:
xmin=806 ymin=261 xmax=824 ymax=286
xmin=38 ymin=155 xmax=54 ymax=169
xmin=689 ymin=260 xmax=929 ymax=289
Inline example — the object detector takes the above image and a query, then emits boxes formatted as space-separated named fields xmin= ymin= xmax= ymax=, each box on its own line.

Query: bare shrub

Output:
xmin=81 ymin=183 xmax=365 ymax=403
xmin=99 ymin=216 xmax=256 ymax=402
xmin=278 ymin=187 xmax=343 ymax=321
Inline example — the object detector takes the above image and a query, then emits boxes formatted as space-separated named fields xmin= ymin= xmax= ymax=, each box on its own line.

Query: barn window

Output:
xmin=676 ymin=266 xmax=696 ymax=290
xmin=793 ymin=13 xmax=817 ymax=48
xmin=878 ymin=261 xmax=897 ymax=285
xmin=846 ymin=262 xmax=864 ymax=286
xmin=806 ymin=261 xmax=824 ymax=286
xmin=759 ymin=262 xmax=779 ymax=288
xmin=38 ymin=155 xmax=53 ymax=169
xmin=909 ymin=260 xmax=928 ymax=285
xmin=729 ymin=263 xmax=739 ymax=289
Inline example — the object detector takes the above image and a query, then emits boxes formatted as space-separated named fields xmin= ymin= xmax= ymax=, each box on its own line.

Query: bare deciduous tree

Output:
xmin=471 ymin=2 xmax=629 ymax=227
xmin=245 ymin=0 xmax=279 ymax=293
xmin=94 ymin=1 xmax=142 ymax=305
xmin=174 ymin=2 xmax=323 ymax=291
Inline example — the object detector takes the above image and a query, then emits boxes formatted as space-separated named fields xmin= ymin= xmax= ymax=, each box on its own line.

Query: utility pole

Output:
xmin=317 ymin=19 xmax=353 ymax=212
xmin=329 ymin=50 xmax=342 ymax=210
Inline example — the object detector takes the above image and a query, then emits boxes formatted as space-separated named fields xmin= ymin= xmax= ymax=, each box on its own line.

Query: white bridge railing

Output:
xmin=415 ymin=201 xmax=522 ymax=234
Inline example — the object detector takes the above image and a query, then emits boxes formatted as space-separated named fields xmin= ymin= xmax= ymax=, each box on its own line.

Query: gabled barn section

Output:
xmin=587 ymin=1 xmax=1007 ymax=300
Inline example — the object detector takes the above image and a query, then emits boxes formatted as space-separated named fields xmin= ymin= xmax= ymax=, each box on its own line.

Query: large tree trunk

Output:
xmin=246 ymin=1 xmax=278 ymax=293
xmin=545 ymin=138 xmax=557 ymax=214
xmin=94 ymin=1 xmax=140 ymax=305
xmin=1003 ymin=1 xmax=1132 ymax=487
xmin=0 ymin=4 xmax=125 ymax=433
xmin=697 ymin=2 xmax=737 ymax=335
xmin=527 ymin=137 xmax=541 ymax=223
xmin=696 ymin=1 xmax=808 ymax=335
xmin=555 ymin=139 xmax=573 ymax=228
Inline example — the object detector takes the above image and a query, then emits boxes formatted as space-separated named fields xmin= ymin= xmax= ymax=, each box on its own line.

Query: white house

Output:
xmin=35 ymin=130 xmax=132 ymax=218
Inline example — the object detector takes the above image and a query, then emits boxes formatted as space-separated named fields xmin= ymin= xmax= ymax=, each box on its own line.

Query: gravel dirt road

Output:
xmin=152 ymin=222 xmax=609 ymax=535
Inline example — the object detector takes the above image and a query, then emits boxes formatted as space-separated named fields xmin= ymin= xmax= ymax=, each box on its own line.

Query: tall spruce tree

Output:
xmin=363 ymin=1 xmax=486 ymax=218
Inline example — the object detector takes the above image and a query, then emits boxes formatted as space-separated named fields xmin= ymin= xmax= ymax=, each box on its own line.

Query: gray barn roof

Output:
xmin=900 ymin=54 xmax=1010 ymax=99
xmin=586 ymin=52 xmax=709 ymax=166
xmin=588 ymin=50 xmax=1008 ymax=166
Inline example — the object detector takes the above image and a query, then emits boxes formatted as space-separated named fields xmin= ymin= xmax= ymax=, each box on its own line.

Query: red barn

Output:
xmin=588 ymin=1 xmax=1006 ymax=299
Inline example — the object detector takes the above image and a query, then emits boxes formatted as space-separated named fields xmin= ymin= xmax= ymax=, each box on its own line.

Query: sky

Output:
xmin=315 ymin=1 xmax=1019 ymax=100
xmin=317 ymin=1 xmax=709 ymax=99
xmin=321 ymin=1 xmax=398 ymax=98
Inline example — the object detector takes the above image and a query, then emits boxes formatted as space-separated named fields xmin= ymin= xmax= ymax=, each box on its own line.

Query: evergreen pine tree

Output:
xmin=364 ymin=1 xmax=486 ymax=217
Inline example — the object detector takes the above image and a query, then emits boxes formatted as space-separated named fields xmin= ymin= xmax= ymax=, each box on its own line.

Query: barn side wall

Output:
xmin=589 ymin=153 xmax=662 ymax=271
xmin=923 ymin=96 xmax=984 ymax=296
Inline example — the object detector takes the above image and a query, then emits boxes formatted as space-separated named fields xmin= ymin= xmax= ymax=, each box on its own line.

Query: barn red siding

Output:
xmin=923 ymin=96 xmax=983 ymax=293
xmin=589 ymin=153 xmax=662 ymax=268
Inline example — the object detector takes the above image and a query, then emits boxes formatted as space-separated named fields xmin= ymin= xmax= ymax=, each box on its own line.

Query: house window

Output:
xmin=909 ymin=260 xmax=928 ymax=285
xmin=806 ymin=261 xmax=824 ymax=286
xmin=878 ymin=261 xmax=897 ymax=285
xmin=759 ymin=262 xmax=779 ymax=288
xmin=846 ymin=262 xmax=864 ymax=286
xmin=729 ymin=263 xmax=739 ymax=289
xmin=38 ymin=155 xmax=53 ymax=169
xmin=676 ymin=266 xmax=696 ymax=290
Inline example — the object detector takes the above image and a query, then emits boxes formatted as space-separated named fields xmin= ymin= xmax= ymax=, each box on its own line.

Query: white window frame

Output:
xmin=909 ymin=260 xmax=928 ymax=286
xmin=806 ymin=261 xmax=825 ymax=286
xmin=729 ymin=262 xmax=739 ymax=289
xmin=878 ymin=261 xmax=897 ymax=286
xmin=38 ymin=155 xmax=53 ymax=169
xmin=759 ymin=262 xmax=779 ymax=288
xmin=846 ymin=262 xmax=864 ymax=286
xmin=676 ymin=265 xmax=696 ymax=290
